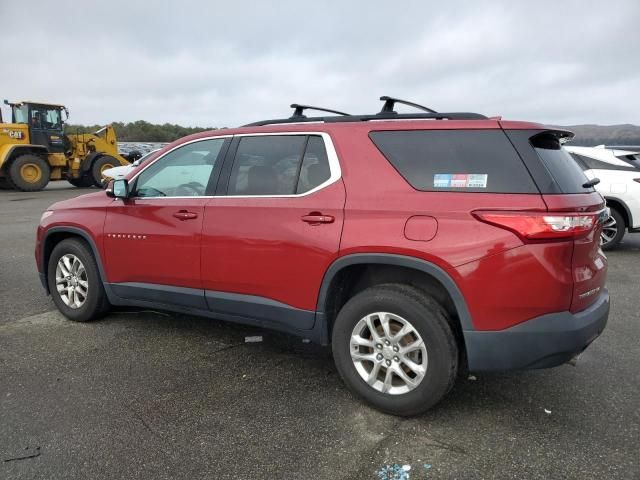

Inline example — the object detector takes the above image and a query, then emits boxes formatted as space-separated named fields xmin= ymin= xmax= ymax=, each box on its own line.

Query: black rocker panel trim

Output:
xmin=106 ymin=282 xmax=316 ymax=331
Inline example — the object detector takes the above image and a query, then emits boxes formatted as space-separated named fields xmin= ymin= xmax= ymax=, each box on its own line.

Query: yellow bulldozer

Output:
xmin=0 ymin=100 xmax=131 ymax=191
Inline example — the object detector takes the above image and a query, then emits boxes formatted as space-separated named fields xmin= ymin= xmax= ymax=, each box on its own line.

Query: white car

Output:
xmin=101 ymin=149 xmax=161 ymax=186
xmin=566 ymin=145 xmax=640 ymax=249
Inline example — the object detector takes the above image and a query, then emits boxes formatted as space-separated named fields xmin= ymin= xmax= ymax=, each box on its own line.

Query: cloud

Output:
xmin=1 ymin=0 xmax=638 ymax=127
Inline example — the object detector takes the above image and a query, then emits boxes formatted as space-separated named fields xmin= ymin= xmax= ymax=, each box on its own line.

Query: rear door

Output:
xmin=201 ymin=133 xmax=345 ymax=329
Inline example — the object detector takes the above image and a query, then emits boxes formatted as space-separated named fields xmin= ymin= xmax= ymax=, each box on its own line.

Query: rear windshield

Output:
xmin=369 ymin=130 xmax=538 ymax=193
xmin=531 ymin=134 xmax=594 ymax=193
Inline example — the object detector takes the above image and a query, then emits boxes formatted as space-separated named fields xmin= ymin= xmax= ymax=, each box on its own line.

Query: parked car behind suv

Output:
xmin=36 ymin=98 xmax=610 ymax=416
xmin=565 ymin=145 xmax=640 ymax=249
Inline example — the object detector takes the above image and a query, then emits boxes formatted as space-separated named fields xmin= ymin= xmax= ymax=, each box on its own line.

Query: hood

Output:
xmin=48 ymin=191 xmax=113 ymax=211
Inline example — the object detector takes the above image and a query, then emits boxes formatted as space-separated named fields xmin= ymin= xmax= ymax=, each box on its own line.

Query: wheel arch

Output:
xmin=0 ymin=144 xmax=49 ymax=171
xmin=603 ymin=196 xmax=632 ymax=231
xmin=316 ymin=254 xmax=474 ymax=346
xmin=41 ymin=227 xmax=107 ymax=294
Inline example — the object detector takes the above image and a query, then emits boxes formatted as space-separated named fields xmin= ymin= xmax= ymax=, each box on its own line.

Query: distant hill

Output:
xmin=555 ymin=124 xmax=640 ymax=147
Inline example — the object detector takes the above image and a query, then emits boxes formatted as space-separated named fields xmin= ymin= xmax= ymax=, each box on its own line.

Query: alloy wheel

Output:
xmin=601 ymin=214 xmax=618 ymax=246
xmin=55 ymin=254 xmax=89 ymax=309
xmin=350 ymin=312 xmax=428 ymax=395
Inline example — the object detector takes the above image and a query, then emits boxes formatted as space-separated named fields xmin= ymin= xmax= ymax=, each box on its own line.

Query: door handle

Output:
xmin=173 ymin=210 xmax=199 ymax=220
xmin=301 ymin=213 xmax=335 ymax=224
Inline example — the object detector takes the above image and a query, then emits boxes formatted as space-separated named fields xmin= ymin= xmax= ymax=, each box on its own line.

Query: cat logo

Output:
xmin=8 ymin=130 xmax=24 ymax=140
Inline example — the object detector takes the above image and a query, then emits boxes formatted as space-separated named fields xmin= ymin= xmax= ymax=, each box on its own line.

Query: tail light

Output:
xmin=473 ymin=211 xmax=599 ymax=241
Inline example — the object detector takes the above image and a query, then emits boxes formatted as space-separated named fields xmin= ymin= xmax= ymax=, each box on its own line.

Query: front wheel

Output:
xmin=0 ymin=178 xmax=14 ymax=190
xmin=68 ymin=175 xmax=94 ymax=188
xmin=601 ymin=208 xmax=625 ymax=251
xmin=332 ymin=284 xmax=458 ymax=416
xmin=47 ymin=238 xmax=110 ymax=322
xmin=91 ymin=156 xmax=120 ymax=187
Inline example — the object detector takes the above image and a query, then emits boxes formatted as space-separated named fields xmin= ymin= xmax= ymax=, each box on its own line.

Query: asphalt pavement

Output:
xmin=1 ymin=183 xmax=639 ymax=479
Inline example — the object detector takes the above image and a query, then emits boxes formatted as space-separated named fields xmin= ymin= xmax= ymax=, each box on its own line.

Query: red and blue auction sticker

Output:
xmin=434 ymin=174 xmax=488 ymax=188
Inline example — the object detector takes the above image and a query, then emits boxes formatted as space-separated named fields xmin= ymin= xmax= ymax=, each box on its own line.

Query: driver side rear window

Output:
xmin=227 ymin=135 xmax=332 ymax=196
xmin=134 ymin=138 xmax=226 ymax=197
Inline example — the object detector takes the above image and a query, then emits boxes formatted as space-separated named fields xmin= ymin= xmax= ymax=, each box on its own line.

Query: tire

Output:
xmin=68 ymin=176 xmax=94 ymax=188
xmin=8 ymin=154 xmax=50 ymax=191
xmin=91 ymin=156 xmax=120 ymax=187
xmin=47 ymin=238 xmax=110 ymax=322
xmin=332 ymin=283 xmax=458 ymax=416
xmin=0 ymin=177 xmax=14 ymax=190
xmin=601 ymin=208 xmax=625 ymax=251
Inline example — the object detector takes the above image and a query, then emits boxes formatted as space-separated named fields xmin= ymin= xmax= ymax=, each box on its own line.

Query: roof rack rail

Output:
xmin=289 ymin=104 xmax=350 ymax=119
xmin=243 ymin=97 xmax=487 ymax=127
xmin=378 ymin=96 xmax=437 ymax=114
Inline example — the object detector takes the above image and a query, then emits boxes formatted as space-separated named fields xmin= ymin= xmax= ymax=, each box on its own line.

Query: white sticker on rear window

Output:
xmin=467 ymin=174 xmax=488 ymax=188
xmin=433 ymin=174 xmax=487 ymax=188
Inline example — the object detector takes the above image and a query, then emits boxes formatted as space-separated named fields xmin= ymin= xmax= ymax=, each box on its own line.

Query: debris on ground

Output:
xmin=544 ymin=408 xmax=552 ymax=414
xmin=376 ymin=463 xmax=410 ymax=480
xmin=468 ymin=374 xmax=477 ymax=381
xmin=244 ymin=336 xmax=263 ymax=343
xmin=302 ymin=338 xmax=311 ymax=343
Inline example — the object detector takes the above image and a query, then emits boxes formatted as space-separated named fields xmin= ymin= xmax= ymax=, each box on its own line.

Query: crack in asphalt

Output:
xmin=3 ymin=447 xmax=41 ymax=463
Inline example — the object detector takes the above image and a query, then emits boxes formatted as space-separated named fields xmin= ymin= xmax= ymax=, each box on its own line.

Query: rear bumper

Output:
xmin=464 ymin=289 xmax=609 ymax=371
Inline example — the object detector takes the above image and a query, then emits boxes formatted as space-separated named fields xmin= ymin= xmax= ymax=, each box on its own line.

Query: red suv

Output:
xmin=36 ymin=97 xmax=609 ymax=416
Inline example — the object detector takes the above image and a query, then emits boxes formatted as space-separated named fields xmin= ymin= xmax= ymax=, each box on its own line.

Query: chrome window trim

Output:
xmin=126 ymin=132 xmax=341 ymax=200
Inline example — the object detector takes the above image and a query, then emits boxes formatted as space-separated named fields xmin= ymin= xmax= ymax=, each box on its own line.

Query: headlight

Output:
xmin=40 ymin=210 xmax=54 ymax=221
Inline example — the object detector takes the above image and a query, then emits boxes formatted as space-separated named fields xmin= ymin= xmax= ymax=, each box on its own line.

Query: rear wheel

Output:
xmin=332 ymin=284 xmax=458 ymax=416
xmin=91 ymin=156 xmax=120 ymax=187
xmin=47 ymin=238 xmax=110 ymax=322
xmin=601 ymin=208 xmax=625 ymax=251
xmin=8 ymin=154 xmax=50 ymax=191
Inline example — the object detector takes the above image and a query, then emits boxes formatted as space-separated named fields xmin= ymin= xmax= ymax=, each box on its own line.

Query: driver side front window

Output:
xmin=134 ymin=138 xmax=226 ymax=197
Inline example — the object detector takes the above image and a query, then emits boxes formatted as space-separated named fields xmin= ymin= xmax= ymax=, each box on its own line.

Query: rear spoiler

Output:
xmin=529 ymin=129 xmax=575 ymax=146
xmin=546 ymin=129 xmax=575 ymax=143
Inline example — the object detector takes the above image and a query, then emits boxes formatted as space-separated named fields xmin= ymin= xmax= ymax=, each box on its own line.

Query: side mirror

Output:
xmin=106 ymin=179 xmax=129 ymax=199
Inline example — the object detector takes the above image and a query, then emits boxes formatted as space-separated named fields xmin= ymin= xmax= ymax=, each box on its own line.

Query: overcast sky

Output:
xmin=1 ymin=0 xmax=638 ymax=127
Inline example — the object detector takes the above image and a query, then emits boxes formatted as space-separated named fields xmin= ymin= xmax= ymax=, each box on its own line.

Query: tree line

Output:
xmin=64 ymin=120 xmax=218 ymax=142
xmin=64 ymin=120 xmax=640 ymax=146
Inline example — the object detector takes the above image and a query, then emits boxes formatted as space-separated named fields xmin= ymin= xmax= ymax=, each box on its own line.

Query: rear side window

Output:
xmin=227 ymin=135 xmax=332 ymax=196
xmin=296 ymin=136 xmax=331 ymax=194
xmin=369 ymin=130 xmax=538 ymax=193
xmin=228 ymin=135 xmax=306 ymax=195
xmin=532 ymin=134 xmax=594 ymax=193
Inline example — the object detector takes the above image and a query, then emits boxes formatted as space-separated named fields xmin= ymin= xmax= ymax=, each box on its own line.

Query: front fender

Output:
xmin=0 ymin=144 xmax=48 ymax=169
xmin=39 ymin=226 xmax=108 ymax=294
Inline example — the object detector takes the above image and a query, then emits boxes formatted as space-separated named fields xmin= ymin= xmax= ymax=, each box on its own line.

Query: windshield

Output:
xmin=13 ymin=105 xmax=29 ymax=124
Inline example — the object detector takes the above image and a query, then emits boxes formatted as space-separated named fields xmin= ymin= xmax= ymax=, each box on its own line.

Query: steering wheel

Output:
xmin=174 ymin=181 xmax=205 ymax=196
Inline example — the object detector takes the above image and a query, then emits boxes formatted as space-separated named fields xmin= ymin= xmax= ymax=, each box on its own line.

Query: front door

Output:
xmin=201 ymin=133 xmax=345 ymax=329
xmin=28 ymin=105 xmax=65 ymax=153
xmin=102 ymin=137 xmax=229 ymax=308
